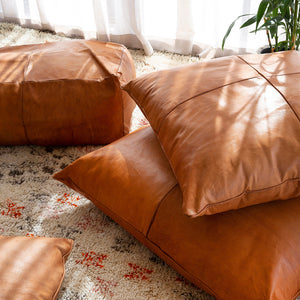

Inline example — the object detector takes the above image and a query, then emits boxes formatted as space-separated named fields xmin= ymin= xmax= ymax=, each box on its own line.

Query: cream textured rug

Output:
xmin=0 ymin=23 xmax=215 ymax=299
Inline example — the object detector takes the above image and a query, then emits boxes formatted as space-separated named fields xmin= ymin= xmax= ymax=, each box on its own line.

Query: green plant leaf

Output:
xmin=240 ymin=15 xmax=257 ymax=28
xmin=222 ymin=14 xmax=252 ymax=49
xmin=256 ymin=0 xmax=270 ymax=30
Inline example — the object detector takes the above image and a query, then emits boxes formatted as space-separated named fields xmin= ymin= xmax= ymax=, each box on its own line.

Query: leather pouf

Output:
xmin=0 ymin=40 xmax=136 ymax=145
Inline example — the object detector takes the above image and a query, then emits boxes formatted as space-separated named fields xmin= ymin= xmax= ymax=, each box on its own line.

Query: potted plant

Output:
xmin=222 ymin=0 xmax=300 ymax=53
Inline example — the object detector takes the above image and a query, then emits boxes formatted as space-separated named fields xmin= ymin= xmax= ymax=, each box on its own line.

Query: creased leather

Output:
xmin=0 ymin=40 xmax=136 ymax=145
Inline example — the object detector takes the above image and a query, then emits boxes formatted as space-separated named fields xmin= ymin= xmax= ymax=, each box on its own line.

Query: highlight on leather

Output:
xmin=54 ymin=126 xmax=300 ymax=300
xmin=124 ymin=50 xmax=300 ymax=217
xmin=0 ymin=40 xmax=136 ymax=146
xmin=0 ymin=235 xmax=73 ymax=299
xmin=53 ymin=126 xmax=177 ymax=235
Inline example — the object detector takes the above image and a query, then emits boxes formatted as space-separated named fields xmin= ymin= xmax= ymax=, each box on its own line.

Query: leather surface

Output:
xmin=148 ymin=185 xmax=300 ymax=300
xmin=124 ymin=50 xmax=300 ymax=217
xmin=0 ymin=40 xmax=136 ymax=145
xmin=55 ymin=125 xmax=300 ymax=300
xmin=54 ymin=126 xmax=177 ymax=235
xmin=0 ymin=235 xmax=73 ymax=300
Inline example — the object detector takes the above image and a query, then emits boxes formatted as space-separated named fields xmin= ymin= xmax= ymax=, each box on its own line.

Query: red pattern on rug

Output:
xmin=124 ymin=263 xmax=153 ymax=281
xmin=75 ymin=251 xmax=108 ymax=268
xmin=1 ymin=199 xmax=24 ymax=218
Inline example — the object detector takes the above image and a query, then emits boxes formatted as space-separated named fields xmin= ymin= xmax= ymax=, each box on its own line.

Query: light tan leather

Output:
xmin=124 ymin=50 xmax=300 ymax=217
xmin=55 ymin=125 xmax=300 ymax=300
xmin=0 ymin=235 xmax=73 ymax=300
xmin=0 ymin=40 xmax=136 ymax=145
xmin=54 ymin=126 xmax=177 ymax=235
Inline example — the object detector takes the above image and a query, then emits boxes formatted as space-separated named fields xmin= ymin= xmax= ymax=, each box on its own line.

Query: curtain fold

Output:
xmin=0 ymin=0 xmax=266 ymax=57
xmin=92 ymin=0 xmax=110 ymax=42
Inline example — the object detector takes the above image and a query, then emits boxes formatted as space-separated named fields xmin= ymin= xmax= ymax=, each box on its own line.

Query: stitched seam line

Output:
xmin=117 ymin=45 xmax=126 ymax=75
xmin=22 ymin=77 xmax=113 ymax=84
xmin=274 ymin=71 xmax=300 ymax=77
xmin=146 ymin=183 xmax=178 ymax=237
xmin=237 ymin=55 xmax=300 ymax=123
xmin=193 ymin=177 xmax=300 ymax=216
xmin=118 ymin=47 xmax=126 ymax=136
xmin=85 ymin=43 xmax=113 ymax=77
xmin=55 ymin=176 xmax=145 ymax=236
xmin=56 ymin=176 xmax=219 ymax=298
xmin=157 ymin=75 xmax=259 ymax=133
xmin=21 ymin=54 xmax=31 ymax=144
xmin=147 ymin=237 xmax=219 ymax=298
xmin=52 ymin=239 xmax=74 ymax=300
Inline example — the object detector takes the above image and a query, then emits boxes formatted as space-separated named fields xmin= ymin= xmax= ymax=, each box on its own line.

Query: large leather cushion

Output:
xmin=124 ymin=50 xmax=300 ymax=217
xmin=0 ymin=236 xmax=73 ymax=299
xmin=54 ymin=126 xmax=300 ymax=300
xmin=0 ymin=40 xmax=136 ymax=146
xmin=149 ymin=185 xmax=300 ymax=300
xmin=54 ymin=126 xmax=177 ymax=235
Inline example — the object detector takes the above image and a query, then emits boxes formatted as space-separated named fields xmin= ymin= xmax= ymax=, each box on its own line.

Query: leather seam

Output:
xmin=22 ymin=77 xmax=114 ymax=84
xmin=118 ymin=47 xmax=126 ymax=136
xmin=54 ymin=175 xmax=145 ymax=236
xmin=21 ymin=54 xmax=32 ymax=144
xmin=146 ymin=183 xmax=178 ymax=237
xmin=292 ymin=289 xmax=300 ymax=300
xmin=191 ymin=177 xmax=300 ymax=217
xmin=156 ymin=75 xmax=259 ymax=133
xmin=52 ymin=239 xmax=74 ymax=300
xmin=117 ymin=45 xmax=126 ymax=75
xmin=54 ymin=175 xmax=219 ymax=298
xmin=237 ymin=55 xmax=300 ymax=124
xmin=85 ymin=43 xmax=113 ymax=77
xmin=147 ymin=232 xmax=219 ymax=298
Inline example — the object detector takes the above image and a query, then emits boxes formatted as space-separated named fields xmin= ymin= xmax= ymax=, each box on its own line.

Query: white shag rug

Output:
xmin=0 ymin=23 xmax=214 ymax=300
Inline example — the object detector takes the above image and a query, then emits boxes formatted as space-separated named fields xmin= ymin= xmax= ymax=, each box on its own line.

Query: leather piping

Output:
xmin=190 ymin=177 xmax=300 ymax=218
xmin=237 ymin=55 xmax=300 ymax=123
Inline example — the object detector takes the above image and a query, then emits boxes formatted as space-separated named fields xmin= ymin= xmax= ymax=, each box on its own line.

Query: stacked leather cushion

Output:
xmin=54 ymin=51 xmax=300 ymax=299
xmin=0 ymin=236 xmax=73 ymax=299
xmin=0 ymin=40 xmax=135 ymax=145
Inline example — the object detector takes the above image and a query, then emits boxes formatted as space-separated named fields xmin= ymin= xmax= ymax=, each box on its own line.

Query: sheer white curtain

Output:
xmin=0 ymin=0 xmax=267 ymax=57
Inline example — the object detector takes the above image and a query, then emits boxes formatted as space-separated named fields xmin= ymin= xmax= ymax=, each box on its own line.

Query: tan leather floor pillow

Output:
xmin=54 ymin=126 xmax=300 ymax=300
xmin=0 ymin=40 xmax=135 ymax=145
xmin=124 ymin=50 xmax=300 ymax=217
xmin=0 ymin=235 xmax=73 ymax=299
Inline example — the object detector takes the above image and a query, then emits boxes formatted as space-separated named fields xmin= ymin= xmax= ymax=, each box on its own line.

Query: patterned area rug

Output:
xmin=0 ymin=23 xmax=214 ymax=299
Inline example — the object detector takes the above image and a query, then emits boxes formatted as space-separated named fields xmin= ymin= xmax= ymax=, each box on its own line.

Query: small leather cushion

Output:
xmin=54 ymin=126 xmax=177 ymax=235
xmin=54 ymin=125 xmax=300 ymax=300
xmin=124 ymin=50 xmax=300 ymax=217
xmin=0 ymin=235 xmax=73 ymax=300
xmin=0 ymin=40 xmax=136 ymax=146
